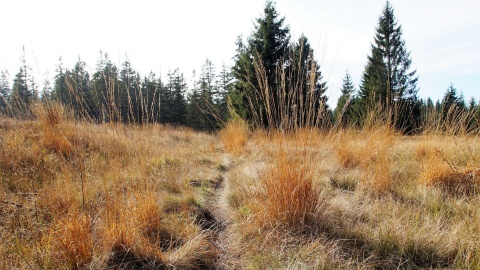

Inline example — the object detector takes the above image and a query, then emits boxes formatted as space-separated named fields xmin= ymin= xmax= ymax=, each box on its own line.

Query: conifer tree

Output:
xmin=41 ymin=76 xmax=52 ymax=102
xmin=140 ymin=72 xmax=161 ymax=124
xmin=198 ymin=59 xmax=218 ymax=130
xmin=66 ymin=59 xmax=93 ymax=119
xmin=186 ymin=72 xmax=205 ymax=130
xmin=467 ymin=97 xmax=479 ymax=132
xmin=441 ymin=84 xmax=465 ymax=126
xmin=283 ymin=35 xmax=330 ymax=129
xmin=52 ymin=58 xmax=69 ymax=104
xmin=358 ymin=1 xmax=418 ymax=132
xmin=119 ymin=58 xmax=140 ymax=123
xmin=216 ymin=64 xmax=234 ymax=122
xmin=163 ymin=69 xmax=187 ymax=125
xmin=11 ymin=47 xmax=37 ymax=112
xmin=334 ymin=71 xmax=355 ymax=127
xmin=0 ymin=71 xmax=11 ymax=114
xmin=231 ymin=1 xmax=290 ymax=125
xmin=91 ymin=52 xmax=120 ymax=122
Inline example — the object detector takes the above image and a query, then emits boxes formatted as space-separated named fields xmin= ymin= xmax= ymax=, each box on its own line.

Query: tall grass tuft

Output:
xmin=219 ymin=118 xmax=248 ymax=154
xmin=47 ymin=211 xmax=93 ymax=269
xmin=251 ymin=151 xmax=319 ymax=233
xmin=359 ymin=129 xmax=395 ymax=194
xmin=245 ymin=37 xmax=330 ymax=131
xmin=419 ymin=155 xmax=480 ymax=196
xmin=34 ymin=102 xmax=75 ymax=156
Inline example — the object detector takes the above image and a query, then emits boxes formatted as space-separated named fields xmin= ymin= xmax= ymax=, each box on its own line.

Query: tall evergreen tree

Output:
xmin=68 ymin=59 xmax=93 ymax=119
xmin=91 ymin=52 xmax=120 ymax=122
xmin=283 ymin=35 xmax=330 ymax=129
xmin=334 ymin=71 xmax=355 ymax=127
xmin=467 ymin=97 xmax=479 ymax=132
xmin=186 ymin=71 xmax=205 ymax=130
xmin=11 ymin=48 xmax=37 ymax=111
xmin=0 ymin=71 xmax=11 ymax=113
xmin=52 ymin=58 xmax=69 ymax=104
xmin=231 ymin=1 xmax=290 ymax=125
xmin=358 ymin=1 xmax=418 ymax=132
xmin=216 ymin=64 xmax=234 ymax=122
xmin=140 ymin=72 xmax=161 ymax=124
xmin=197 ymin=59 xmax=217 ymax=130
xmin=441 ymin=84 xmax=465 ymax=125
xmin=41 ymin=76 xmax=52 ymax=102
xmin=163 ymin=69 xmax=187 ymax=125
xmin=119 ymin=58 xmax=140 ymax=123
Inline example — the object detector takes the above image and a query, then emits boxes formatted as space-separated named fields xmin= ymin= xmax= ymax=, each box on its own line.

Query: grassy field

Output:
xmin=1 ymin=104 xmax=480 ymax=269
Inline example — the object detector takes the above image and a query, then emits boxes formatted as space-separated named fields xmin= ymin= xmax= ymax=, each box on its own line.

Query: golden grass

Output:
xmin=250 ymin=151 xmax=319 ymax=233
xmin=51 ymin=211 xmax=93 ymax=269
xmin=420 ymin=157 xmax=480 ymax=196
xmin=219 ymin=119 xmax=248 ymax=154
xmin=2 ymin=105 xmax=480 ymax=269
xmin=0 ymin=104 xmax=222 ymax=269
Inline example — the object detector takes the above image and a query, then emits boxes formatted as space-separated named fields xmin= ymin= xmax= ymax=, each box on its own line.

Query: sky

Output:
xmin=1 ymin=0 xmax=479 ymax=108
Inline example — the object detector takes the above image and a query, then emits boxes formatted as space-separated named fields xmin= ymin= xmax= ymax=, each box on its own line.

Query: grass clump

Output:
xmin=251 ymin=151 xmax=319 ymax=233
xmin=420 ymin=157 xmax=480 ymax=197
xmin=219 ymin=119 xmax=248 ymax=154
xmin=44 ymin=211 xmax=93 ymax=269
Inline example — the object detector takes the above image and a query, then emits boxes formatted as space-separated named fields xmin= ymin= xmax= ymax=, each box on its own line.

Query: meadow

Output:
xmin=1 ymin=103 xmax=479 ymax=269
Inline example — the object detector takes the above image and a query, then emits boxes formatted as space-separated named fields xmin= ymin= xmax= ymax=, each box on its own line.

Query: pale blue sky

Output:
xmin=1 ymin=0 xmax=478 ymax=107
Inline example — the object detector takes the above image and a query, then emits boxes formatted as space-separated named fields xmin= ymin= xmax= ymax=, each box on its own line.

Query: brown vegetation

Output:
xmin=1 ymin=104 xmax=480 ymax=269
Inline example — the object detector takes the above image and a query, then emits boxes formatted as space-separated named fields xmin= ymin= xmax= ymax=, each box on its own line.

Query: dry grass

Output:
xmin=250 ymin=151 xmax=319 ymax=233
xmin=0 ymin=103 xmax=222 ymax=269
xmin=420 ymin=156 xmax=480 ymax=196
xmin=219 ymin=118 xmax=248 ymax=154
xmin=49 ymin=211 xmax=93 ymax=269
xmin=2 ymin=104 xmax=480 ymax=269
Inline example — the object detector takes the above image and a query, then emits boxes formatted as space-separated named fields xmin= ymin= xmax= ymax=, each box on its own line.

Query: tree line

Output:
xmin=0 ymin=51 xmax=232 ymax=131
xmin=0 ymin=1 xmax=478 ymax=133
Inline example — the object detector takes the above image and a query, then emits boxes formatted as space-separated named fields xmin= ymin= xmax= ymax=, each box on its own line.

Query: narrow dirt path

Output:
xmin=203 ymin=155 xmax=241 ymax=269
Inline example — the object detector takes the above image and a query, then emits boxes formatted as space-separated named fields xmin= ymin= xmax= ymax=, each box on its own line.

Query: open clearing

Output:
xmin=1 ymin=111 xmax=480 ymax=269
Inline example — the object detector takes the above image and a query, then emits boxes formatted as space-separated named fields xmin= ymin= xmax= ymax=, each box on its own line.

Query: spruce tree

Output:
xmin=11 ymin=48 xmax=37 ymax=112
xmin=334 ymin=71 xmax=355 ymax=127
xmin=120 ymin=58 xmax=140 ymax=123
xmin=467 ymin=97 xmax=479 ymax=132
xmin=216 ymin=64 xmax=234 ymax=122
xmin=91 ymin=52 xmax=120 ymax=122
xmin=67 ymin=59 xmax=92 ymax=119
xmin=284 ymin=35 xmax=329 ymax=129
xmin=231 ymin=1 xmax=290 ymax=125
xmin=186 ymin=61 xmax=215 ymax=130
xmin=198 ymin=59 xmax=217 ymax=130
xmin=358 ymin=1 xmax=418 ymax=132
xmin=141 ymin=72 xmax=161 ymax=124
xmin=0 ymin=71 xmax=11 ymax=114
xmin=441 ymin=84 xmax=465 ymax=126
xmin=52 ymin=58 xmax=69 ymax=104
xmin=163 ymin=69 xmax=187 ymax=125
xmin=186 ymin=74 xmax=205 ymax=130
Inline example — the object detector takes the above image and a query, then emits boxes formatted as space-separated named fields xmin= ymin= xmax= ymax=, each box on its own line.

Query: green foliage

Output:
xmin=11 ymin=48 xmax=37 ymax=114
xmin=162 ymin=69 xmax=187 ymax=125
xmin=334 ymin=71 xmax=355 ymax=127
xmin=91 ymin=52 xmax=121 ymax=122
xmin=187 ymin=60 xmax=217 ymax=130
xmin=231 ymin=1 xmax=290 ymax=126
xmin=285 ymin=35 xmax=330 ymax=128
xmin=441 ymin=84 xmax=465 ymax=121
xmin=358 ymin=1 xmax=419 ymax=132
xmin=0 ymin=71 xmax=10 ymax=114
xmin=119 ymin=58 xmax=141 ymax=123
xmin=231 ymin=2 xmax=330 ymax=129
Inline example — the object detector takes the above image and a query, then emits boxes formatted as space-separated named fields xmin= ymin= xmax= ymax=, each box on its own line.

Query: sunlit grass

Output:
xmin=1 ymin=103 xmax=480 ymax=269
